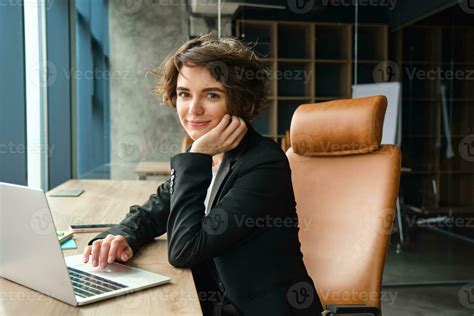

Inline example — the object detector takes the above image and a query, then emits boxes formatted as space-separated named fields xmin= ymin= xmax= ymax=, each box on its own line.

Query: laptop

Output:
xmin=0 ymin=182 xmax=171 ymax=306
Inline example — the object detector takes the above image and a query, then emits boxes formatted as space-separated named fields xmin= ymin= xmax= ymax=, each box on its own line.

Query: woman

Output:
xmin=83 ymin=33 xmax=323 ymax=315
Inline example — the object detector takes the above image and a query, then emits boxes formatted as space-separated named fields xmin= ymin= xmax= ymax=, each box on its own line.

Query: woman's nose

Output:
xmin=188 ymin=98 xmax=204 ymax=115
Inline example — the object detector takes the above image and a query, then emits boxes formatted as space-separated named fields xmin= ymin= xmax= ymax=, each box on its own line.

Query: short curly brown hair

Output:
xmin=152 ymin=32 xmax=270 ymax=122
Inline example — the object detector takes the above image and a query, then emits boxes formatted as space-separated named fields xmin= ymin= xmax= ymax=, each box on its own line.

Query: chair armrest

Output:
xmin=323 ymin=304 xmax=380 ymax=315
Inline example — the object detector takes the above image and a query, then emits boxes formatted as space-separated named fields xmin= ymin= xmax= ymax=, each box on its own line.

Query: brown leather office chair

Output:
xmin=286 ymin=96 xmax=401 ymax=315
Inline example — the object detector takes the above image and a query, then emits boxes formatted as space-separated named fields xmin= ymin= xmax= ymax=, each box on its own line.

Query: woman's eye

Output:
xmin=178 ymin=92 xmax=189 ymax=98
xmin=207 ymin=93 xmax=219 ymax=99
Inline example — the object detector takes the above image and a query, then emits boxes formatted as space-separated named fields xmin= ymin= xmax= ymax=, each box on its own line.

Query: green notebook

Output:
xmin=57 ymin=230 xmax=74 ymax=243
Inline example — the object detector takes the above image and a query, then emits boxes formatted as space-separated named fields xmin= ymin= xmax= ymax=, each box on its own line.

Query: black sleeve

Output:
xmin=87 ymin=178 xmax=172 ymax=255
xmin=167 ymin=151 xmax=289 ymax=268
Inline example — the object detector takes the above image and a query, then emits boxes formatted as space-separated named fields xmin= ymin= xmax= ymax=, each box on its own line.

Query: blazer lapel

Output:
xmin=206 ymin=125 xmax=256 ymax=211
xmin=206 ymin=158 xmax=231 ymax=211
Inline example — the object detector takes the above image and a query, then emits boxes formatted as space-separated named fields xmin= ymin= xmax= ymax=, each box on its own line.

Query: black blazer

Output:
xmin=89 ymin=126 xmax=322 ymax=315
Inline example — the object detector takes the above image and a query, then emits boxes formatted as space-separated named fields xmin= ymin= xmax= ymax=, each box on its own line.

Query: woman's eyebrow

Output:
xmin=176 ymin=86 xmax=224 ymax=93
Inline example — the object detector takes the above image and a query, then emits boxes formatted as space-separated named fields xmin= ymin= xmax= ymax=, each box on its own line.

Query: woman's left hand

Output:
xmin=190 ymin=114 xmax=247 ymax=156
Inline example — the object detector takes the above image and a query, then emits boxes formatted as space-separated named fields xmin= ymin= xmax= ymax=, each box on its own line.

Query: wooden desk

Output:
xmin=0 ymin=180 xmax=202 ymax=315
xmin=134 ymin=161 xmax=171 ymax=180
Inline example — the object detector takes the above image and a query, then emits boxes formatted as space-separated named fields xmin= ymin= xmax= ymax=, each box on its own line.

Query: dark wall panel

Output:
xmin=389 ymin=0 xmax=458 ymax=30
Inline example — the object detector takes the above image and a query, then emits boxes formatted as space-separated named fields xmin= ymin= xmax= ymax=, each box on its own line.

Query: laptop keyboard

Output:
xmin=67 ymin=266 xmax=128 ymax=298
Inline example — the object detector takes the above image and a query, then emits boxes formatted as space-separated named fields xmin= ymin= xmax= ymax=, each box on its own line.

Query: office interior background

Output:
xmin=1 ymin=0 xmax=473 ymax=314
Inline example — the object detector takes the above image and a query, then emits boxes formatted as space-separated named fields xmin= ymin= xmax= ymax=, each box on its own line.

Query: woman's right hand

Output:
xmin=82 ymin=234 xmax=133 ymax=269
xmin=190 ymin=114 xmax=247 ymax=156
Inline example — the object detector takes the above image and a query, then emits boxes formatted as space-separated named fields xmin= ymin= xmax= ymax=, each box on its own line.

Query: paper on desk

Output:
xmin=49 ymin=189 xmax=84 ymax=197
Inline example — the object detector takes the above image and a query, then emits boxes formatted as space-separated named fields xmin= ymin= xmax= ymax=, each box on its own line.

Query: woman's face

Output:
xmin=176 ymin=65 xmax=228 ymax=141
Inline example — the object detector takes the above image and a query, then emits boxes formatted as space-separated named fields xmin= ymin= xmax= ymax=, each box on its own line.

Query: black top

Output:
xmin=89 ymin=125 xmax=322 ymax=315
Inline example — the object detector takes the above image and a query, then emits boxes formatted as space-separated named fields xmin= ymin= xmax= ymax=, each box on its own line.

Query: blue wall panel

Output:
xmin=47 ymin=0 xmax=72 ymax=189
xmin=0 ymin=4 xmax=27 ymax=185
xmin=75 ymin=0 xmax=110 ymax=178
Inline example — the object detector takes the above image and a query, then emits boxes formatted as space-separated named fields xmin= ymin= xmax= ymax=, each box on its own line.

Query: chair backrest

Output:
xmin=352 ymin=82 xmax=402 ymax=146
xmin=286 ymin=96 xmax=401 ymax=310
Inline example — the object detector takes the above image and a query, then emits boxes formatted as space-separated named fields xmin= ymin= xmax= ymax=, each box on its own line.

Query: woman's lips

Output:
xmin=188 ymin=120 xmax=211 ymax=128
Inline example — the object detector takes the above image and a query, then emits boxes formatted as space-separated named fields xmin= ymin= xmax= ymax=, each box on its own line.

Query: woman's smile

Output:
xmin=187 ymin=119 xmax=211 ymax=128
